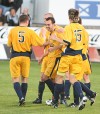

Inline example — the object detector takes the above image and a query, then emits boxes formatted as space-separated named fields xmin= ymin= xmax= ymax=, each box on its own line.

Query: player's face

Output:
xmin=10 ymin=9 xmax=16 ymax=16
xmin=0 ymin=8 xmax=3 ymax=14
xmin=45 ymin=20 xmax=54 ymax=32
xmin=0 ymin=22 xmax=3 ymax=26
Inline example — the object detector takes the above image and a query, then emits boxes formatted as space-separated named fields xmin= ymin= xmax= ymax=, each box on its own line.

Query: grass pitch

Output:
xmin=0 ymin=60 xmax=100 ymax=114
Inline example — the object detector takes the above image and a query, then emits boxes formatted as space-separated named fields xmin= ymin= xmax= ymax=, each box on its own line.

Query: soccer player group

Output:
xmin=7 ymin=8 xmax=96 ymax=110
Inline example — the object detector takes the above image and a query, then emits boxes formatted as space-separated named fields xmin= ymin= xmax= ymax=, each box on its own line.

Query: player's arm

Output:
xmin=48 ymin=45 xmax=62 ymax=52
xmin=50 ymin=26 xmax=71 ymax=47
xmin=38 ymin=51 xmax=49 ymax=64
xmin=43 ymin=40 xmax=50 ymax=47
xmin=39 ymin=27 xmax=51 ymax=47
xmin=56 ymin=27 xmax=64 ymax=33
xmin=50 ymin=34 xmax=69 ymax=46
xmin=31 ymin=30 xmax=45 ymax=46
xmin=39 ymin=27 xmax=47 ymax=40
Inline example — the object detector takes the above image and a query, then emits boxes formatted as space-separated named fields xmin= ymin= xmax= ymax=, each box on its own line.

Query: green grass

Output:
xmin=0 ymin=61 xmax=100 ymax=114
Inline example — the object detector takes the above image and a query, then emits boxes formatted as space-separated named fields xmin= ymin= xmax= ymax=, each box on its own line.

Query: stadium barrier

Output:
xmin=0 ymin=26 xmax=100 ymax=62
xmin=88 ymin=47 xmax=100 ymax=62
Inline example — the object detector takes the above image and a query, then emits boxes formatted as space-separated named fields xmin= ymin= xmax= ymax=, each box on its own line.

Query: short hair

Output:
xmin=46 ymin=17 xmax=55 ymax=24
xmin=68 ymin=8 xmax=79 ymax=22
xmin=44 ymin=13 xmax=53 ymax=17
xmin=78 ymin=17 xmax=82 ymax=24
xmin=19 ymin=14 xmax=29 ymax=23
xmin=10 ymin=7 xmax=16 ymax=12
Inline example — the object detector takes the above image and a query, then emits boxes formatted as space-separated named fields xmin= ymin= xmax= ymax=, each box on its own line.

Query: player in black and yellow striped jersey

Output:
xmin=7 ymin=14 xmax=44 ymax=106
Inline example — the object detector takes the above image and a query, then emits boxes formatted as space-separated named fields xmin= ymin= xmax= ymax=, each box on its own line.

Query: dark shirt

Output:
xmin=0 ymin=14 xmax=7 ymax=24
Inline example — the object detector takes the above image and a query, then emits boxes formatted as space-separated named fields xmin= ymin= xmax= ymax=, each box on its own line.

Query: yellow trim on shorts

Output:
xmin=57 ymin=71 xmax=65 ymax=76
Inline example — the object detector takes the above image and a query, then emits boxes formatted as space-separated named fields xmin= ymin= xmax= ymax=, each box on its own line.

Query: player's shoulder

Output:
xmin=26 ymin=27 xmax=36 ymax=34
xmin=78 ymin=23 xmax=85 ymax=29
xmin=10 ymin=26 xmax=18 ymax=31
xmin=41 ymin=26 xmax=46 ymax=29
xmin=55 ymin=25 xmax=63 ymax=29
xmin=64 ymin=24 xmax=72 ymax=30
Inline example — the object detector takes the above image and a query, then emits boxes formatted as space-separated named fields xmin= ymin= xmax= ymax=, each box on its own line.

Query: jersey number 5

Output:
xmin=18 ymin=31 xmax=25 ymax=43
xmin=74 ymin=30 xmax=82 ymax=42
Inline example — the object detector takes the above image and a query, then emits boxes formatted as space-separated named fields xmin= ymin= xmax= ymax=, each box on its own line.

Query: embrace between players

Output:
xmin=7 ymin=8 xmax=96 ymax=110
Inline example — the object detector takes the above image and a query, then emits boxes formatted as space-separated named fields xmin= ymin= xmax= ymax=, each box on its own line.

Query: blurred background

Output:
xmin=0 ymin=0 xmax=100 ymax=61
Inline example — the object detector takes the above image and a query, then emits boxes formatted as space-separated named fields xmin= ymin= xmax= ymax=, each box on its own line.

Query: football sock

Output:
xmin=45 ymin=79 xmax=54 ymax=95
xmin=84 ymin=82 xmax=91 ymax=89
xmin=60 ymin=81 xmax=65 ymax=100
xmin=73 ymin=82 xmax=84 ymax=100
xmin=38 ymin=81 xmax=45 ymax=100
xmin=64 ymin=80 xmax=71 ymax=97
xmin=21 ymin=83 xmax=28 ymax=99
xmin=54 ymin=83 xmax=64 ymax=101
xmin=84 ymin=82 xmax=91 ymax=97
xmin=14 ymin=82 xmax=23 ymax=100
xmin=73 ymin=85 xmax=79 ymax=105
xmin=80 ymin=82 xmax=94 ymax=97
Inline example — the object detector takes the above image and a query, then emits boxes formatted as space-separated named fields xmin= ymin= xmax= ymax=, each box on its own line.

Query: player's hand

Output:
xmin=50 ymin=34 xmax=57 ymax=41
xmin=38 ymin=57 xmax=43 ymax=64
xmin=48 ymin=47 xmax=54 ymax=52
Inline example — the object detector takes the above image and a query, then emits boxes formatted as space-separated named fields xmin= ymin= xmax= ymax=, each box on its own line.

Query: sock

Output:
xmin=84 ymin=82 xmax=91 ymax=97
xmin=64 ymin=80 xmax=71 ymax=97
xmin=80 ymin=82 xmax=94 ymax=97
xmin=54 ymin=83 xmax=64 ymax=102
xmin=13 ymin=82 xmax=23 ymax=100
xmin=60 ymin=81 xmax=65 ymax=100
xmin=73 ymin=82 xmax=84 ymax=100
xmin=45 ymin=79 xmax=54 ymax=95
xmin=38 ymin=81 xmax=45 ymax=100
xmin=84 ymin=83 xmax=91 ymax=89
xmin=21 ymin=83 xmax=28 ymax=99
xmin=73 ymin=85 xmax=79 ymax=105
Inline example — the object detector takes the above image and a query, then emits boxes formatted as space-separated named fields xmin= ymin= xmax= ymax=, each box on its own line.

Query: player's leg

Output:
xmin=51 ymin=57 xmax=66 ymax=105
xmin=10 ymin=57 xmax=24 ymax=106
xmin=60 ymin=80 xmax=66 ymax=104
xmin=51 ymin=56 xmax=69 ymax=108
xmin=43 ymin=57 xmax=60 ymax=96
xmin=82 ymin=58 xmax=92 ymax=101
xmin=33 ymin=72 xmax=45 ymax=104
xmin=83 ymin=58 xmax=92 ymax=91
xmin=68 ymin=84 xmax=79 ymax=108
xmin=51 ymin=67 xmax=66 ymax=105
xmin=79 ymin=81 xmax=96 ymax=105
xmin=64 ymin=72 xmax=71 ymax=100
xmin=13 ymin=77 xmax=24 ymax=105
xmin=52 ymin=75 xmax=65 ymax=108
xmin=69 ymin=60 xmax=85 ymax=107
xmin=21 ymin=57 xmax=30 ymax=100
xmin=84 ymin=74 xmax=91 ymax=88
xmin=71 ymin=55 xmax=87 ymax=110
xmin=33 ymin=57 xmax=48 ymax=104
xmin=43 ymin=74 xmax=54 ymax=95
